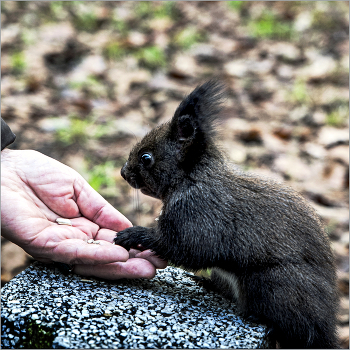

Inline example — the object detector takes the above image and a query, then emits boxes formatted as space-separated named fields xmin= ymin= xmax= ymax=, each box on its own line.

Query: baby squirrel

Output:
xmin=114 ymin=80 xmax=339 ymax=349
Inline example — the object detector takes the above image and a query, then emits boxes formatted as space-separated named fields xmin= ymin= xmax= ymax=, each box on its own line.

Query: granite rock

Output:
xmin=1 ymin=262 xmax=271 ymax=349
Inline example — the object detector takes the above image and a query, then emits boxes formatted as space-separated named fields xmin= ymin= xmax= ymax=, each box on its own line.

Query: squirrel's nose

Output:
xmin=121 ymin=162 xmax=127 ymax=180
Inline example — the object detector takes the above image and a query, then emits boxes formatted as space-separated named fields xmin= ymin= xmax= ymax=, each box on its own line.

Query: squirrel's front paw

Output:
xmin=114 ymin=228 xmax=135 ymax=250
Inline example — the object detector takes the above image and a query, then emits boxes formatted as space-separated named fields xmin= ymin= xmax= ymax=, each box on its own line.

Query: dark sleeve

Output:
xmin=1 ymin=118 xmax=16 ymax=150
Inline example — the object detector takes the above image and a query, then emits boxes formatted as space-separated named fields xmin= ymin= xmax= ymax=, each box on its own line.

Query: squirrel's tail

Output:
xmin=211 ymin=267 xmax=339 ymax=349
xmin=272 ymin=317 xmax=339 ymax=349
xmin=243 ymin=269 xmax=339 ymax=349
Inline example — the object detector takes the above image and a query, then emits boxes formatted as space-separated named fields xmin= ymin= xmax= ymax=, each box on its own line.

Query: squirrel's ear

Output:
xmin=177 ymin=115 xmax=197 ymax=141
xmin=174 ymin=114 xmax=198 ymax=162
xmin=170 ymin=93 xmax=200 ymax=160
xmin=171 ymin=80 xmax=226 ymax=162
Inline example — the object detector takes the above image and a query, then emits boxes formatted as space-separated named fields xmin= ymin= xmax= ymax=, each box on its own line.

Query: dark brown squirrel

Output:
xmin=114 ymin=80 xmax=339 ymax=349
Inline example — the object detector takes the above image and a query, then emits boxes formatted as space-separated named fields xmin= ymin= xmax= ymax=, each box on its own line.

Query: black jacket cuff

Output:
xmin=1 ymin=118 xmax=16 ymax=150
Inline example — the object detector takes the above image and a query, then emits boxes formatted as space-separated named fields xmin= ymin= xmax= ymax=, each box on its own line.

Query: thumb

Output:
xmin=74 ymin=175 xmax=132 ymax=232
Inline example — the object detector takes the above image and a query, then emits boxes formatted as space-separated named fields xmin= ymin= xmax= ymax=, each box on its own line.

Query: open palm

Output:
xmin=1 ymin=149 xmax=167 ymax=279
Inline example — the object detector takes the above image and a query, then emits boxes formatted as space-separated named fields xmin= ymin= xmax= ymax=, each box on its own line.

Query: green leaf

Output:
xmin=227 ymin=1 xmax=244 ymax=11
xmin=248 ymin=11 xmax=294 ymax=40
xmin=173 ymin=27 xmax=204 ymax=50
xmin=136 ymin=46 xmax=166 ymax=70
xmin=10 ymin=52 xmax=26 ymax=75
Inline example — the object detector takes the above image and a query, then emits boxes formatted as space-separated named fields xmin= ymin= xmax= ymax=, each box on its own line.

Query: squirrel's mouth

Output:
xmin=140 ymin=187 xmax=151 ymax=195
xmin=125 ymin=177 xmax=140 ymax=190
xmin=140 ymin=187 xmax=159 ymax=199
xmin=125 ymin=178 xmax=157 ymax=198
xmin=121 ymin=169 xmax=159 ymax=199
xmin=122 ymin=172 xmax=143 ymax=190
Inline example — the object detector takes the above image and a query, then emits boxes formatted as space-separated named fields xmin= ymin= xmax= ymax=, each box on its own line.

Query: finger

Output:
xmin=21 ymin=151 xmax=81 ymax=218
xmin=126 ymin=249 xmax=168 ymax=269
xmin=62 ymin=217 xmax=100 ymax=238
xmin=129 ymin=248 xmax=142 ymax=258
xmin=73 ymin=176 xmax=132 ymax=232
xmin=50 ymin=238 xmax=129 ymax=265
xmin=95 ymin=228 xmax=118 ymax=243
xmin=134 ymin=250 xmax=168 ymax=269
xmin=73 ymin=258 xmax=157 ymax=280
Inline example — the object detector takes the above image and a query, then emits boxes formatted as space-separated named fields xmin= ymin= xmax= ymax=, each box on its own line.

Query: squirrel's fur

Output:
xmin=115 ymin=80 xmax=339 ymax=349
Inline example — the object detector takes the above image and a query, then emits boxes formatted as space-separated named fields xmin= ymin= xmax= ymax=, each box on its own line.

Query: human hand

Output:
xmin=1 ymin=149 xmax=167 ymax=279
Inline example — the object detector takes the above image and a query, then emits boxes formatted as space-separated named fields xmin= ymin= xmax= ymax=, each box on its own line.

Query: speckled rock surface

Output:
xmin=1 ymin=261 xmax=271 ymax=349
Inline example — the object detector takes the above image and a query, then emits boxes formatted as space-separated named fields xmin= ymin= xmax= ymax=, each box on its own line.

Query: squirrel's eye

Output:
xmin=140 ymin=153 xmax=153 ymax=167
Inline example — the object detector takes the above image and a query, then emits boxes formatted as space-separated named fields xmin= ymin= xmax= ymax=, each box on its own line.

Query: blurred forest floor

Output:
xmin=1 ymin=1 xmax=349 ymax=347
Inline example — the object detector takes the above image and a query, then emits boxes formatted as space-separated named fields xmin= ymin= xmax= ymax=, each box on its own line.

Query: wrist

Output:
xmin=1 ymin=149 xmax=19 ymax=176
xmin=1 ymin=148 xmax=11 ymax=157
xmin=1 ymin=149 xmax=18 ymax=164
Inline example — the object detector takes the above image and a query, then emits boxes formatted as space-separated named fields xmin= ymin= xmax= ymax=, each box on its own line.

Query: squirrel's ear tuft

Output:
xmin=171 ymin=80 xmax=226 ymax=162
